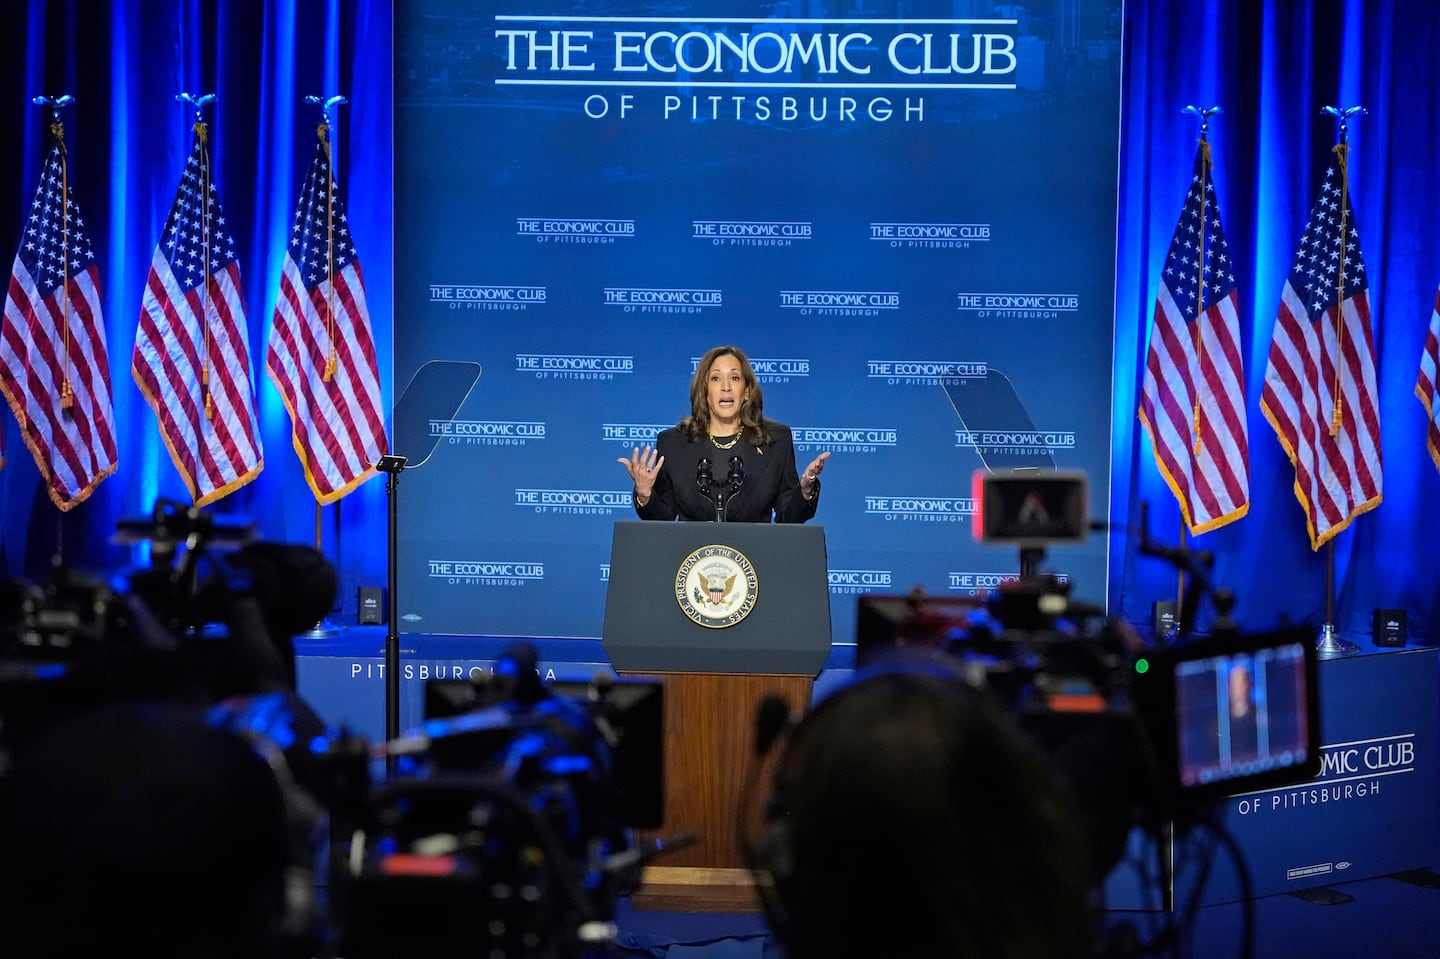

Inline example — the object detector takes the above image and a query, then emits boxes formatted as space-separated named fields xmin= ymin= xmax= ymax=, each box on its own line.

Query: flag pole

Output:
xmin=10 ymin=94 xmax=119 ymax=513
xmin=1178 ymin=110 xmax=1212 ymax=638
xmin=43 ymin=100 xmax=77 ymax=415
xmin=1314 ymin=105 xmax=1366 ymax=659
xmin=299 ymin=92 xmax=353 ymax=643
xmin=45 ymin=96 xmax=66 ymax=567
xmin=177 ymin=94 xmax=219 ymax=441
xmin=22 ymin=95 xmax=76 ymax=433
xmin=1170 ymin=105 xmax=1222 ymax=641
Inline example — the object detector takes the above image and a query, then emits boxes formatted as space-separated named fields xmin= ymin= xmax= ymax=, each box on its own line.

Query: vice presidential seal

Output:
xmin=676 ymin=544 xmax=758 ymax=628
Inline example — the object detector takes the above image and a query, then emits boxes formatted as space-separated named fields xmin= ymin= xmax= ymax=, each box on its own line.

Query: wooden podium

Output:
xmin=602 ymin=522 xmax=831 ymax=912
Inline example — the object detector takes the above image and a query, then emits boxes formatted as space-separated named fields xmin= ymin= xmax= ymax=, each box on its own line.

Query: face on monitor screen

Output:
xmin=1150 ymin=628 xmax=1320 ymax=799
xmin=1174 ymin=641 xmax=1311 ymax=789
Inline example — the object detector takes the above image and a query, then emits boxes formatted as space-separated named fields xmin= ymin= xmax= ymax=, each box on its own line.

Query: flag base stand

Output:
xmin=1316 ymin=623 xmax=1358 ymax=659
xmin=300 ymin=616 xmax=343 ymax=639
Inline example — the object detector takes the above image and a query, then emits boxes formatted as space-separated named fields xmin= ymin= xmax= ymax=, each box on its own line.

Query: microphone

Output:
xmin=725 ymin=455 xmax=746 ymax=492
xmin=754 ymin=694 xmax=793 ymax=758
xmin=696 ymin=457 xmax=714 ymax=495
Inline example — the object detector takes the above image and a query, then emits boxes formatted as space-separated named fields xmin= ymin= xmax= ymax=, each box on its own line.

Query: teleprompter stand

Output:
xmin=376 ymin=360 xmax=481 ymax=752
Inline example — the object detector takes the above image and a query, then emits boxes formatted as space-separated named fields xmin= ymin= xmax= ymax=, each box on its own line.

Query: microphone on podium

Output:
xmin=725 ymin=455 xmax=746 ymax=493
xmin=696 ymin=457 xmax=714 ymax=496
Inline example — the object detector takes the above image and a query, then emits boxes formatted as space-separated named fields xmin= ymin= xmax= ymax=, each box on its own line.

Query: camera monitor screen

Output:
xmin=971 ymin=469 xmax=1089 ymax=545
xmin=1160 ymin=627 xmax=1320 ymax=797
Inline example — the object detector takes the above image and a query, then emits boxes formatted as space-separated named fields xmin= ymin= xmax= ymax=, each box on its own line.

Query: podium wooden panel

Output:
xmin=603 ymin=521 xmax=830 ymax=911
xmin=623 ymin=670 xmax=812 ymax=912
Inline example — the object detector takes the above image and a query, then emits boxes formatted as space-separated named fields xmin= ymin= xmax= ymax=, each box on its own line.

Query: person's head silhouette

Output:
xmin=756 ymin=652 xmax=1096 ymax=959
xmin=0 ymin=702 xmax=294 ymax=959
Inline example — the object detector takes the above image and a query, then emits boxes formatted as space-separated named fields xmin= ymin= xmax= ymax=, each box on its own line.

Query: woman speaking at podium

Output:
xmin=618 ymin=345 xmax=830 ymax=523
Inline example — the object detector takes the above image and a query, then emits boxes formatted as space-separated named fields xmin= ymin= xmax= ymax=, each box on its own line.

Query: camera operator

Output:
xmin=0 ymin=514 xmax=344 ymax=959
xmin=752 ymin=649 xmax=1099 ymax=959
xmin=0 ymin=701 xmax=295 ymax=959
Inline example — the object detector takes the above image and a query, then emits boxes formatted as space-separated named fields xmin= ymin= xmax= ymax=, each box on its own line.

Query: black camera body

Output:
xmin=856 ymin=472 xmax=1323 ymax=879
xmin=1 ymin=501 xmax=667 ymax=959
xmin=333 ymin=650 xmax=664 ymax=959
xmin=855 ymin=587 xmax=1322 ymax=887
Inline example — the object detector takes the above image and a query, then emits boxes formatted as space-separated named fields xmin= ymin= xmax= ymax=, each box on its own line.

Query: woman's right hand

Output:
xmin=619 ymin=445 xmax=665 ymax=501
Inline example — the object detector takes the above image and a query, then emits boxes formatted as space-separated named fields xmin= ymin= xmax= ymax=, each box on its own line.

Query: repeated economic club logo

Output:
xmin=795 ymin=426 xmax=898 ymax=455
xmin=516 ymin=216 xmax=635 ymax=243
xmin=865 ymin=493 xmax=976 ymax=524
xmin=429 ymin=283 xmax=547 ymax=311
xmin=868 ymin=358 xmax=987 ymax=386
xmin=427 ymin=559 xmax=544 ymax=587
xmin=956 ymin=291 xmax=1080 ymax=318
xmin=697 ymin=220 xmax=811 ymax=247
xmin=692 ymin=355 xmax=811 ymax=384
xmin=432 ymin=418 xmax=546 ymax=447
xmin=781 ymin=289 xmax=899 ymax=316
xmin=828 ymin=568 xmax=893 ymax=594
xmin=516 ymin=353 xmax=635 ymax=380
xmin=605 ymin=287 xmax=721 ymax=314
xmin=675 ymin=544 xmax=758 ymax=628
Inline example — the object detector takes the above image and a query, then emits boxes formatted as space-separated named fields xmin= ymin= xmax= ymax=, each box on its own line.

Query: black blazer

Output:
xmin=634 ymin=420 xmax=819 ymax=523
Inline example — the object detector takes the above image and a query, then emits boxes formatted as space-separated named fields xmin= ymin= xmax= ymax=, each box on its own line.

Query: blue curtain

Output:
xmin=0 ymin=0 xmax=392 ymax=609
xmin=2 ymin=1 xmax=1437 ymax=640
xmin=1114 ymin=0 xmax=1440 ymax=641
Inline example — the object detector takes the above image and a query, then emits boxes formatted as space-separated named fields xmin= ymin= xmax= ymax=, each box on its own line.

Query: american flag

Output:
xmin=0 ymin=126 xmax=118 ymax=510
xmin=133 ymin=123 xmax=263 ymax=506
xmin=1139 ymin=140 xmax=1249 ymax=534
xmin=266 ymin=127 xmax=386 ymax=504
xmin=1261 ymin=144 xmax=1382 ymax=549
xmin=1418 ymin=284 xmax=1440 ymax=474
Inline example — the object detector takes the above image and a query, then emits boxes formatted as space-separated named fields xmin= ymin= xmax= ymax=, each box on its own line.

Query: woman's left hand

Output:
xmin=800 ymin=451 xmax=830 ymax=498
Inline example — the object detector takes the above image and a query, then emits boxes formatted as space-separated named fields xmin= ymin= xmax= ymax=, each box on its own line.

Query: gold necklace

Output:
xmin=709 ymin=427 xmax=742 ymax=450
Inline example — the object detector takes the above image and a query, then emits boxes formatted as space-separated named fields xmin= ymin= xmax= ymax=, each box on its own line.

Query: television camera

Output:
xmin=854 ymin=471 xmax=1320 ymax=957
xmin=0 ymin=500 xmax=667 ymax=959
xmin=332 ymin=642 xmax=664 ymax=959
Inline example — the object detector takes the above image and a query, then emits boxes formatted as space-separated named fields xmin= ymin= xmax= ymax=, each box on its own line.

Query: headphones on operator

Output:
xmin=744 ymin=647 xmax=1097 ymax=959
xmin=744 ymin=649 xmax=977 ymax=954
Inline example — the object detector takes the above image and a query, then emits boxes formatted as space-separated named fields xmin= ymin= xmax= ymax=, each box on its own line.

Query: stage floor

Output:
xmin=610 ymin=867 xmax=1440 ymax=958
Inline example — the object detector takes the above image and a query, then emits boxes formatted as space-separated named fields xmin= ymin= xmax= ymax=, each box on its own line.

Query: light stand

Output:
xmin=376 ymin=453 xmax=408 ymax=765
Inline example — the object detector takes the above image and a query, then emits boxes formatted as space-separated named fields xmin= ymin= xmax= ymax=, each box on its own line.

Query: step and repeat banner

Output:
xmin=391 ymin=1 xmax=1125 ymax=647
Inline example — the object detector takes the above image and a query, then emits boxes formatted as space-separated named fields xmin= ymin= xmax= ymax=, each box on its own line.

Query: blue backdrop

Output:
xmin=390 ymin=2 xmax=1122 ymax=644
xmin=2 ymin=0 xmax=1438 ymax=649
